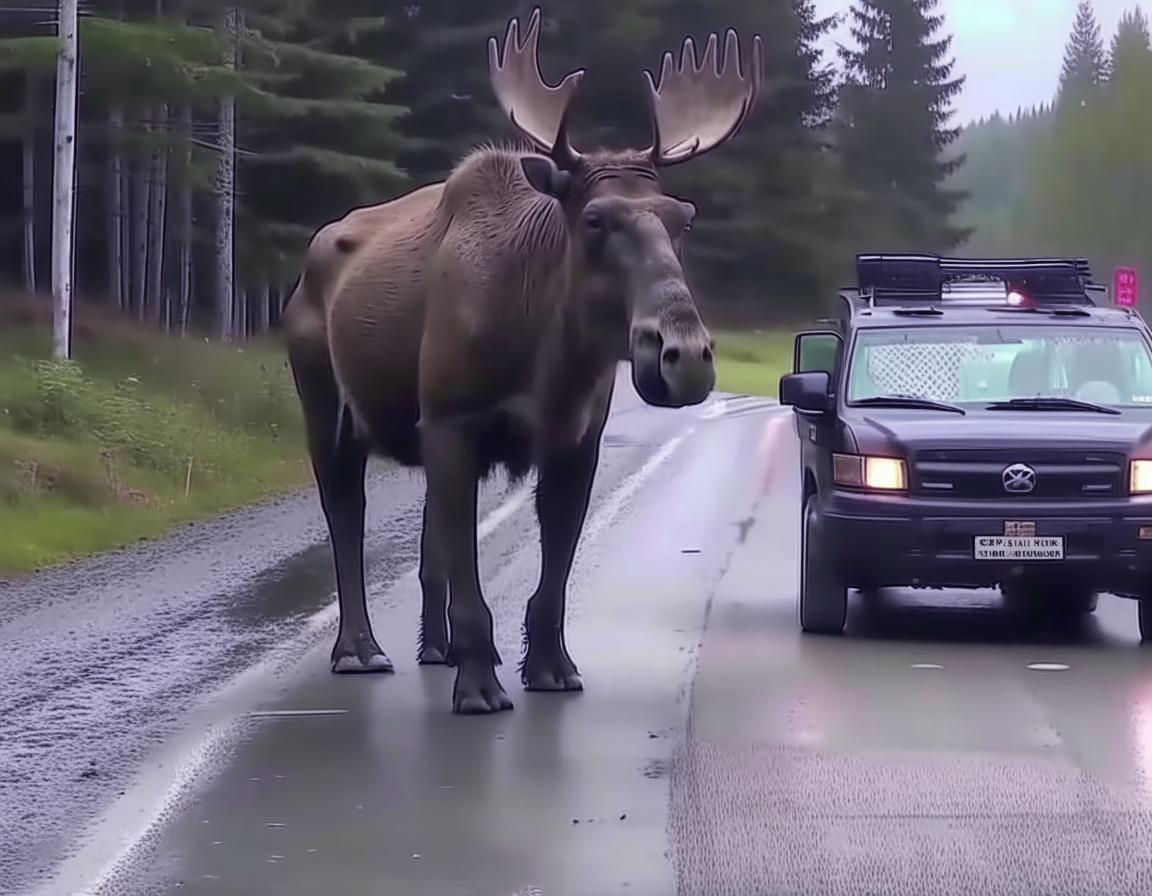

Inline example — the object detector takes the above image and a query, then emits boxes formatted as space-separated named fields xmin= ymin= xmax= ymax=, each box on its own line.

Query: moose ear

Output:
xmin=520 ymin=155 xmax=571 ymax=199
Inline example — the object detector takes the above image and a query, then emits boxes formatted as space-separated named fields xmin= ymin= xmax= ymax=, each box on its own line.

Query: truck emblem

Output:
xmin=1002 ymin=463 xmax=1037 ymax=494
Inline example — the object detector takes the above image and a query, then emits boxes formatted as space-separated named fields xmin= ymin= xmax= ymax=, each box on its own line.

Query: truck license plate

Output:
xmin=973 ymin=536 xmax=1065 ymax=560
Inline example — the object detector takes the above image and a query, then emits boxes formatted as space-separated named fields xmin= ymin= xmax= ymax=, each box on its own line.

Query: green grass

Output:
xmin=0 ymin=296 xmax=309 ymax=577
xmin=713 ymin=329 xmax=794 ymax=398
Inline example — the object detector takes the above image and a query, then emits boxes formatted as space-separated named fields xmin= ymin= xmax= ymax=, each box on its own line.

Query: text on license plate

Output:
xmin=973 ymin=536 xmax=1065 ymax=560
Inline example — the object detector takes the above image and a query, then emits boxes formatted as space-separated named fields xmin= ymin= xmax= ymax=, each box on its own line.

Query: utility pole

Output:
xmin=214 ymin=7 xmax=239 ymax=341
xmin=51 ymin=0 xmax=79 ymax=359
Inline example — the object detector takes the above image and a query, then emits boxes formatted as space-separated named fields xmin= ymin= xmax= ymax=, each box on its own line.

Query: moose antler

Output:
xmin=644 ymin=29 xmax=764 ymax=166
xmin=488 ymin=7 xmax=584 ymax=166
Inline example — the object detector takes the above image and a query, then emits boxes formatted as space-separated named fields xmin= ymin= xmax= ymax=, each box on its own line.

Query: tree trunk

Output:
xmin=214 ymin=7 xmax=240 ymax=341
xmin=256 ymin=281 xmax=270 ymax=334
xmin=146 ymin=0 xmax=168 ymax=326
xmin=106 ymin=106 xmax=124 ymax=309
xmin=117 ymin=117 xmax=131 ymax=313
xmin=177 ymin=104 xmax=192 ymax=334
xmin=51 ymin=0 xmax=79 ymax=359
xmin=22 ymin=75 xmax=37 ymax=295
xmin=147 ymin=103 xmax=169 ymax=325
xmin=234 ymin=285 xmax=248 ymax=340
xmin=130 ymin=137 xmax=150 ymax=321
xmin=179 ymin=256 xmax=193 ymax=334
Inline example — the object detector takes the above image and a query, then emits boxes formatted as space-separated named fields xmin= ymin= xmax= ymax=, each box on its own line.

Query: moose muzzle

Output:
xmin=630 ymin=305 xmax=716 ymax=408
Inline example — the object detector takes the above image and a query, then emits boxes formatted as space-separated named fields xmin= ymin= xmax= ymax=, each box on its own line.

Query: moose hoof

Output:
xmin=521 ymin=655 xmax=583 ymax=692
xmin=453 ymin=668 xmax=514 ymax=715
xmin=417 ymin=644 xmax=455 ymax=666
xmin=331 ymin=640 xmax=394 ymax=675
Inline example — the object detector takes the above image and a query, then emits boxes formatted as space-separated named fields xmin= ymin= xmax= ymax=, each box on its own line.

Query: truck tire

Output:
xmin=1065 ymin=591 xmax=1099 ymax=615
xmin=1139 ymin=599 xmax=1152 ymax=643
xmin=800 ymin=495 xmax=848 ymax=635
xmin=1002 ymin=583 xmax=1097 ymax=619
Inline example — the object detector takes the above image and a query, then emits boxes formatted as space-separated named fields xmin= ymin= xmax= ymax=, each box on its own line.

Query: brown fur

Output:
xmin=284 ymin=146 xmax=656 ymax=476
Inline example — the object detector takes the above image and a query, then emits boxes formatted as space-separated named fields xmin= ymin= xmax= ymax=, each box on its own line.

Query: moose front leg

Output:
xmin=521 ymin=390 xmax=612 ymax=692
xmin=416 ymin=502 xmax=451 ymax=665
xmin=421 ymin=420 xmax=512 ymax=714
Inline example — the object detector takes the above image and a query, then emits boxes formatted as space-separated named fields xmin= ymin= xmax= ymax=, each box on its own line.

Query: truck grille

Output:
xmin=911 ymin=448 xmax=1126 ymax=499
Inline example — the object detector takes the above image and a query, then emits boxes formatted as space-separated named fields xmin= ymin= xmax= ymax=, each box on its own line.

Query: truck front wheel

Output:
xmin=1138 ymin=598 xmax=1152 ymax=643
xmin=800 ymin=495 xmax=848 ymax=635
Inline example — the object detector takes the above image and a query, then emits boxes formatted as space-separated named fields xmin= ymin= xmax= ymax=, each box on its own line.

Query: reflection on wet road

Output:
xmin=6 ymin=379 xmax=1152 ymax=895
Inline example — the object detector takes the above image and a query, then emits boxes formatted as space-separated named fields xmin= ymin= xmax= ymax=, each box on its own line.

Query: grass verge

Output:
xmin=713 ymin=329 xmax=793 ymax=398
xmin=0 ymin=296 xmax=309 ymax=577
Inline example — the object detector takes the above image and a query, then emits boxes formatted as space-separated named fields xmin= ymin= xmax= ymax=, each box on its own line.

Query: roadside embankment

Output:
xmin=0 ymin=296 xmax=309 ymax=577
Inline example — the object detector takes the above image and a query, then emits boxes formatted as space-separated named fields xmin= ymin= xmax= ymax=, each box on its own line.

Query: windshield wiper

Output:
xmin=853 ymin=395 xmax=967 ymax=415
xmin=986 ymin=397 xmax=1121 ymax=415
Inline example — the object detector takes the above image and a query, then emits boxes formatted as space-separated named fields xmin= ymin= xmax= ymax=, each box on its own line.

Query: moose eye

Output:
xmin=583 ymin=212 xmax=604 ymax=233
xmin=683 ymin=220 xmax=693 ymax=233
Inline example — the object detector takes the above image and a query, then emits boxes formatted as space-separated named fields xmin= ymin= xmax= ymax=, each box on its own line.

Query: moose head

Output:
xmin=489 ymin=7 xmax=763 ymax=408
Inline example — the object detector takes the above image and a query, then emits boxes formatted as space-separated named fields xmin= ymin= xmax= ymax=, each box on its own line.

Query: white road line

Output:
xmin=699 ymin=394 xmax=781 ymax=421
xmin=43 ymin=716 xmax=236 ymax=896
xmin=477 ymin=482 xmax=534 ymax=540
xmin=581 ymin=432 xmax=687 ymax=543
xmin=698 ymin=397 xmax=729 ymax=420
xmin=41 ymin=433 xmax=685 ymax=896
xmin=305 ymin=482 xmax=535 ymax=632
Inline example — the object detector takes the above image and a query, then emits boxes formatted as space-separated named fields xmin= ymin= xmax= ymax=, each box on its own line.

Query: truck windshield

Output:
xmin=846 ymin=325 xmax=1152 ymax=408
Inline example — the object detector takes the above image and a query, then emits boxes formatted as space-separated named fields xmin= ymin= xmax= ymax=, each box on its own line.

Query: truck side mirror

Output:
xmin=780 ymin=371 xmax=833 ymax=414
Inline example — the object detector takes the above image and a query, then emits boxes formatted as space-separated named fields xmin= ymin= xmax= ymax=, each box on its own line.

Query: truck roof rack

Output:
xmin=851 ymin=254 xmax=1098 ymax=307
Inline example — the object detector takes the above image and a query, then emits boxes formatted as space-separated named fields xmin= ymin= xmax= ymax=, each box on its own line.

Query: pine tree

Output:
xmin=949 ymin=104 xmax=1053 ymax=254
xmin=533 ymin=0 xmax=670 ymax=151
xmin=370 ymin=1 xmax=514 ymax=187
xmin=1094 ymin=7 xmax=1152 ymax=272
xmin=1060 ymin=1 xmax=1107 ymax=101
xmin=835 ymin=0 xmax=968 ymax=252
xmin=0 ymin=0 xmax=412 ymax=336
xmin=631 ymin=0 xmax=841 ymax=308
xmin=234 ymin=0 xmax=412 ymax=301
xmin=1110 ymin=6 xmax=1151 ymax=84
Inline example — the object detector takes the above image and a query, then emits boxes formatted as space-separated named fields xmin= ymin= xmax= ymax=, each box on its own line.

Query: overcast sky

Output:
xmin=816 ymin=1 xmax=1136 ymax=124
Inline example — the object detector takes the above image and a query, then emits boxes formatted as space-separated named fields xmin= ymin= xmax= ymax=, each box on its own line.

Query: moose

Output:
xmin=283 ymin=7 xmax=763 ymax=714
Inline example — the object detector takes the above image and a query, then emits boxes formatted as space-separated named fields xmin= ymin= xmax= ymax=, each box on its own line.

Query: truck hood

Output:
xmin=844 ymin=410 xmax=1152 ymax=457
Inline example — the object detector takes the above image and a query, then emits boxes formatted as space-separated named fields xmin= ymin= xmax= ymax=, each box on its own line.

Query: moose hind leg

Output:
xmin=521 ymin=404 xmax=609 ymax=692
xmin=316 ymin=432 xmax=392 ymax=674
xmin=417 ymin=501 xmax=451 ymax=665
xmin=289 ymin=346 xmax=392 ymax=674
xmin=422 ymin=420 xmax=511 ymax=714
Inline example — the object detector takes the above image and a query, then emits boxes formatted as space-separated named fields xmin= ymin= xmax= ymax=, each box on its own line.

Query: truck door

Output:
xmin=792 ymin=331 xmax=844 ymax=486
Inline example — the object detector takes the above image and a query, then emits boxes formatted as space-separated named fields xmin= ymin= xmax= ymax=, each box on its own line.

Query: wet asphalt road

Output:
xmin=7 ymin=368 xmax=1152 ymax=895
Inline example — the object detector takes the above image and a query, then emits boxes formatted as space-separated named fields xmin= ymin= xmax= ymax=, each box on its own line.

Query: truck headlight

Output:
xmin=833 ymin=453 xmax=907 ymax=491
xmin=1131 ymin=460 xmax=1152 ymax=494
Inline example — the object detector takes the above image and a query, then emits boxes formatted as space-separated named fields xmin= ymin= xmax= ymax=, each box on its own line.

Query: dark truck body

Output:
xmin=779 ymin=253 xmax=1152 ymax=638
